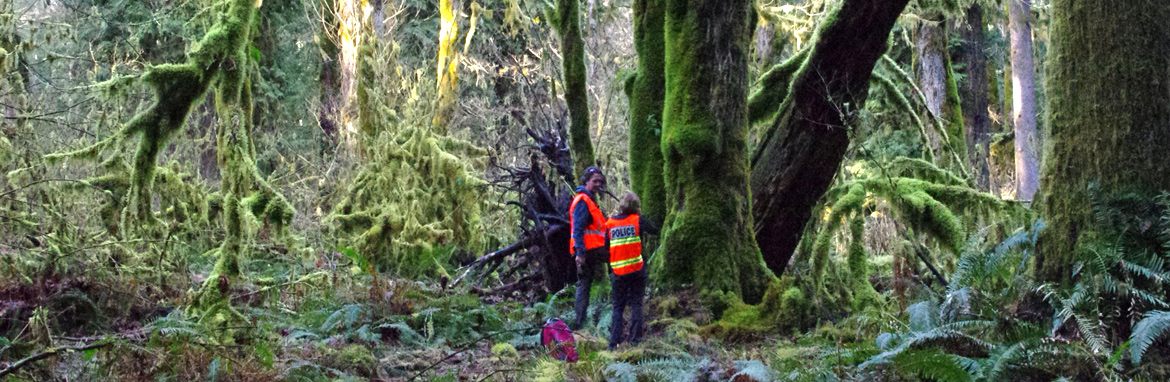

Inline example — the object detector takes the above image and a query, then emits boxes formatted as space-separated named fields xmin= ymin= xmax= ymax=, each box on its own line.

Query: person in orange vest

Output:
xmin=570 ymin=166 xmax=608 ymax=330
xmin=605 ymin=192 xmax=658 ymax=350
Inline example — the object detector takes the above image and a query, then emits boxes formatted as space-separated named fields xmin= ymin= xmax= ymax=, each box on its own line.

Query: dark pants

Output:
xmin=609 ymin=268 xmax=646 ymax=348
xmin=573 ymin=248 xmax=607 ymax=330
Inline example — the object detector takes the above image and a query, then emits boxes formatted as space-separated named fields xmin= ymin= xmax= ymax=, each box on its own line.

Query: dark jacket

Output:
xmin=608 ymin=213 xmax=660 ymax=237
xmin=571 ymin=186 xmax=600 ymax=256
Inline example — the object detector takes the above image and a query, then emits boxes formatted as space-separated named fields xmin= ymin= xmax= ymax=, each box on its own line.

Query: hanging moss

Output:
xmin=626 ymin=0 xmax=666 ymax=224
xmin=848 ymin=215 xmax=881 ymax=311
xmin=330 ymin=124 xmax=489 ymax=277
xmin=556 ymin=0 xmax=595 ymax=180
xmin=656 ymin=0 xmax=772 ymax=304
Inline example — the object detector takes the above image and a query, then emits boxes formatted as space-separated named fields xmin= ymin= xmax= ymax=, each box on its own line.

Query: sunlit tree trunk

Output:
xmin=433 ymin=0 xmax=459 ymax=131
xmin=1035 ymin=0 xmax=1170 ymax=284
xmin=656 ymin=0 xmax=770 ymax=303
xmin=749 ymin=0 xmax=910 ymax=275
xmin=556 ymin=0 xmax=595 ymax=180
xmin=1008 ymin=0 xmax=1039 ymax=202
xmin=625 ymin=0 xmax=666 ymax=224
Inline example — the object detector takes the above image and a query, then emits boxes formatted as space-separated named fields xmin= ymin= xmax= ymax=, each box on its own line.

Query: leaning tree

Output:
xmin=748 ymin=0 xmax=911 ymax=275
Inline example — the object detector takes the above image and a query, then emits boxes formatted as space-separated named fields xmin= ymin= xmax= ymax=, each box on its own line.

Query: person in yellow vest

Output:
xmin=570 ymin=166 xmax=608 ymax=330
xmin=605 ymin=192 xmax=658 ymax=350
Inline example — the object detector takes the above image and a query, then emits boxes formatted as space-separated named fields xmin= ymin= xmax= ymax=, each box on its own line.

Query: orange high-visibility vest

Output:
xmin=569 ymin=192 xmax=606 ymax=254
xmin=605 ymin=214 xmax=643 ymax=275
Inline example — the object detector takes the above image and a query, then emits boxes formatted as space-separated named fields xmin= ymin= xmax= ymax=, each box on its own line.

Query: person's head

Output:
xmin=617 ymin=192 xmax=641 ymax=216
xmin=580 ymin=166 xmax=606 ymax=193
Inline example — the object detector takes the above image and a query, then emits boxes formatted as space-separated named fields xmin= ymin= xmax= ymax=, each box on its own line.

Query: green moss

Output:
xmin=747 ymin=48 xmax=809 ymax=127
xmin=656 ymin=0 xmax=771 ymax=304
xmin=556 ymin=0 xmax=594 ymax=180
xmin=336 ymin=344 xmax=376 ymax=377
xmin=492 ymin=343 xmax=519 ymax=360
xmin=847 ymin=216 xmax=881 ymax=311
xmin=942 ymin=49 xmax=967 ymax=167
xmin=627 ymin=0 xmax=666 ymax=223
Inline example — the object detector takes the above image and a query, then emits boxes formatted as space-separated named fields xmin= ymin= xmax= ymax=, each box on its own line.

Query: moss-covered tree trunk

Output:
xmin=915 ymin=18 xmax=966 ymax=169
xmin=625 ymin=0 xmax=665 ymax=224
xmin=556 ymin=0 xmax=595 ymax=180
xmin=656 ymin=0 xmax=769 ymax=303
xmin=957 ymin=4 xmax=991 ymax=191
xmin=1035 ymin=0 xmax=1170 ymax=284
xmin=1008 ymin=0 xmax=1039 ymax=202
xmin=749 ymin=0 xmax=910 ymax=275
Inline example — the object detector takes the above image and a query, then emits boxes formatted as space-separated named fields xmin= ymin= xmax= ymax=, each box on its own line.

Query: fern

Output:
xmin=149 ymin=310 xmax=209 ymax=341
xmin=891 ymin=349 xmax=974 ymax=382
xmin=1129 ymin=310 xmax=1170 ymax=363
xmin=321 ymin=303 xmax=364 ymax=333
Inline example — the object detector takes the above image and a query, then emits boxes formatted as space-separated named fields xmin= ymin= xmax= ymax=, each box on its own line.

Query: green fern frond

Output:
xmin=891 ymin=349 xmax=974 ymax=382
xmin=1130 ymin=310 xmax=1170 ymax=363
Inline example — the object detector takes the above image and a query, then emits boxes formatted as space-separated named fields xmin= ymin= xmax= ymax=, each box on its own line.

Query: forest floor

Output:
xmin=0 ymin=253 xmax=856 ymax=381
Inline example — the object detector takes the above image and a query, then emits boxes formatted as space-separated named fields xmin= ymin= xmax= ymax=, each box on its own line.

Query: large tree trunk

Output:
xmin=625 ymin=0 xmax=666 ymax=224
xmin=1035 ymin=0 xmax=1170 ymax=284
xmin=657 ymin=0 xmax=770 ymax=303
xmin=1008 ymin=0 xmax=1039 ymax=202
xmin=957 ymin=4 xmax=991 ymax=190
xmin=749 ymin=0 xmax=910 ymax=275
xmin=556 ymin=0 xmax=595 ymax=180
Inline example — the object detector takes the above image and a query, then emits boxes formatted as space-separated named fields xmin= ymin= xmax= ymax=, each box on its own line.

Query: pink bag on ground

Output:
xmin=541 ymin=318 xmax=579 ymax=362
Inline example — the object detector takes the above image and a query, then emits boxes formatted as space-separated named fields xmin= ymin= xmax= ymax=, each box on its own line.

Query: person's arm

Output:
xmin=571 ymin=200 xmax=592 ymax=256
xmin=639 ymin=215 xmax=661 ymax=237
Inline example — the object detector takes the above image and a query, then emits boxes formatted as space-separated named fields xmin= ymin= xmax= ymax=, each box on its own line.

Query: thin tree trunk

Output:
xmin=556 ymin=0 xmax=595 ymax=180
xmin=626 ymin=0 xmax=666 ymax=224
xmin=658 ymin=0 xmax=770 ymax=303
xmin=958 ymin=4 xmax=991 ymax=190
xmin=749 ymin=0 xmax=910 ymax=275
xmin=1008 ymin=0 xmax=1039 ymax=202
xmin=1036 ymin=0 xmax=1170 ymax=284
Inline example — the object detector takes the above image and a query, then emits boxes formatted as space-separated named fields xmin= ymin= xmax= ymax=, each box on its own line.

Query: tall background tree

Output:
xmin=1008 ymin=0 xmax=1039 ymax=202
xmin=1036 ymin=0 xmax=1170 ymax=284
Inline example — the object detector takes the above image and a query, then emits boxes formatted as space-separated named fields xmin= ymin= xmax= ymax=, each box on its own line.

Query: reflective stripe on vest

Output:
xmin=569 ymin=192 xmax=606 ymax=254
xmin=605 ymin=214 xmax=643 ymax=275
